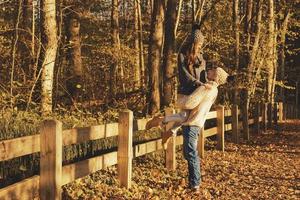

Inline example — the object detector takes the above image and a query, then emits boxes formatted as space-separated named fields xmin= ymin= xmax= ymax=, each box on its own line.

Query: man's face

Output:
xmin=207 ymin=68 xmax=217 ymax=81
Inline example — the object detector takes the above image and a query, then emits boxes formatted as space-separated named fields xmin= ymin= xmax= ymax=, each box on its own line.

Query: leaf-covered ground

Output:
xmin=63 ymin=120 xmax=300 ymax=199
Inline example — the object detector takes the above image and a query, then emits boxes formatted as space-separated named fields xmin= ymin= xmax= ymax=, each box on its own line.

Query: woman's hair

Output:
xmin=180 ymin=24 xmax=204 ymax=76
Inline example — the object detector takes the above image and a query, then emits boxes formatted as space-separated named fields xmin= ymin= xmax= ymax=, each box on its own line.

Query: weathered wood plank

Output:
xmin=62 ymin=151 xmax=117 ymax=185
xmin=225 ymin=123 xmax=232 ymax=131
xmin=62 ymin=123 xmax=118 ymax=146
xmin=117 ymin=110 xmax=133 ymax=188
xmin=0 ymin=135 xmax=40 ymax=162
xmin=203 ymin=127 xmax=218 ymax=138
xmin=133 ymin=139 xmax=163 ymax=157
xmin=176 ymin=135 xmax=183 ymax=145
xmin=40 ymin=120 xmax=62 ymax=200
xmin=206 ymin=111 xmax=217 ymax=120
xmin=0 ymin=176 xmax=39 ymax=200
xmin=198 ymin=127 xmax=205 ymax=158
xmin=217 ymin=106 xmax=225 ymax=151
xmin=224 ymin=109 xmax=232 ymax=117
xmin=133 ymin=118 xmax=151 ymax=131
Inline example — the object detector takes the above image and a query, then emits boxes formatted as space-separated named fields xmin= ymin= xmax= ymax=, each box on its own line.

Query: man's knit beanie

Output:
xmin=215 ymin=67 xmax=229 ymax=86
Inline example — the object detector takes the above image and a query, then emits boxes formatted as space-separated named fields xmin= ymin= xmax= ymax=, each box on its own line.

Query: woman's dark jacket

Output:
xmin=177 ymin=52 xmax=206 ymax=95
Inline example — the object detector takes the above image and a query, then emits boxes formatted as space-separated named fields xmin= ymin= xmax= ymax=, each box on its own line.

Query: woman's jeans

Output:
xmin=182 ymin=125 xmax=201 ymax=187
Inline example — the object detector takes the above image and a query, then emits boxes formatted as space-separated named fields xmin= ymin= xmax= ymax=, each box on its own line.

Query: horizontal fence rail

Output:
xmin=0 ymin=102 xmax=290 ymax=200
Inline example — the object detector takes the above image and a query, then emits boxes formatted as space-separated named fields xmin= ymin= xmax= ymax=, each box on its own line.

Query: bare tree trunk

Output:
xmin=248 ymin=0 xmax=262 ymax=96
xmin=245 ymin=0 xmax=253 ymax=51
xmin=271 ymin=24 xmax=278 ymax=102
xmin=148 ymin=0 xmax=164 ymax=114
xmin=110 ymin=0 xmax=120 ymax=99
xmin=279 ymin=11 xmax=290 ymax=102
xmin=134 ymin=0 xmax=141 ymax=89
xmin=195 ymin=0 xmax=206 ymax=24
xmin=174 ymin=0 xmax=183 ymax=36
xmin=233 ymin=0 xmax=239 ymax=104
xmin=10 ymin=0 xmax=23 ymax=108
xmin=162 ymin=0 xmax=177 ymax=107
xmin=134 ymin=0 xmax=144 ymax=89
xmin=66 ymin=12 xmax=83 ymax=101
xmin=192 ymin=0 xmax=195 ymax=23
xmin=40 ymin=0 xmax=58 ymax=114
xmin=32 ymin=0 xmax=35 ymax=57
xmin=137 ymin=0 xmax=145 ymax=88
xmin=266 ymin=0 xmax=275 ymax=103
xmin=21 ymin=0 xmax=32 ymax=78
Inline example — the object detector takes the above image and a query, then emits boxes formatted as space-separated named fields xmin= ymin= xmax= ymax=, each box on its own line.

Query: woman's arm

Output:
xmin=178 ymin=53 xmax=204 ymax=86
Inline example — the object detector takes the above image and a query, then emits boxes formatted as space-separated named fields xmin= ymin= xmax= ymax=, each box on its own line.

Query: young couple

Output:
xmin=146 ymin=25 xmax=234 ymax=192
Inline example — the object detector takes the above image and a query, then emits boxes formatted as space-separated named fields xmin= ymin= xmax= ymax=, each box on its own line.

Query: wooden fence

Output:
xmin=0 ymin=102 xmax=289 ymax=200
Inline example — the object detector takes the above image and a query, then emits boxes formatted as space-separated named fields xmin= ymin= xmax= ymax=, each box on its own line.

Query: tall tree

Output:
xmin=192 ymin=0 xmax=196 ymax=23
xmin=195 ymin=0 xmax=206 ymax=24
xmin=162 ymin=0 xmax=177 ymax=106
xmin=248 ymin=0 xmax=262 ymax=96
xmin=110 ymin=0 xmax=120 ymax=99
xmin=278 ymin=10 xmax=290 ymax=102
xmin=40 ymin=0 xmax=58 ymax=114
xmin=266 ymin=0 xmax=275 ymax=103
xmin=233 ymin=0 xmax=239 ymax=104
xmin=134 ymin=0 xmax=144 ymax=89
xmin=245 ymin=0 xmax=253 ymax=51
xmin=148 ymin=0 xmax=164 ymax=114
xmin=174 ymin=0 xmax=183 ymax=36
xmin=65 ymin=10 xmax=83 ymax=102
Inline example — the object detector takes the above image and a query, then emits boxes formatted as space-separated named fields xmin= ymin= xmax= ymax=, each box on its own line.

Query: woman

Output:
xmin=146 ymin=24 xmax=209 ymax=146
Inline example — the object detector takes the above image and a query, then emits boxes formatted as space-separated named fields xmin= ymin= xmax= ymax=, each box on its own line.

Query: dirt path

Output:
xmin=63 ymin=120 xmax=300 ymax=200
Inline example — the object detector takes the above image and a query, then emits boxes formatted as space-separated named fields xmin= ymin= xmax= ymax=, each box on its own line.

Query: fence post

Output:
xmin=241 ymin=103 xmax=249 ymax=140
xmin=279 ymin=102 xmax=283 ymax=122
xmin=198 ymin=127 xmax=205 ymax=158
xmin=40 ymin=120 xmax=62 ymax=200
xmin=262 ymin=103 xmax=268 ymax=131
xmin=231 ymin=105 xmax=239 ymax=143
xmin=254 ymin=103 xmax=260 ymax=134
xmin=165 ymin=108 xmax=176 ymax=171
xmin=118 ymin=110 xmax=133 ymax=188
xmin=216 ymin=105 xmax=225 ymax=151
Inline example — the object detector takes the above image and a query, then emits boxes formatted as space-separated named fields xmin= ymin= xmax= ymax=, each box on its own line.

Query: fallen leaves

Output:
xmin=62 ymin=120 xmax=300 ymax=199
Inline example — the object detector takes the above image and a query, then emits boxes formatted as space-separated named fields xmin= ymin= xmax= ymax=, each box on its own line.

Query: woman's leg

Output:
xmin=163 ymin=110 xmax=189 ymax=123
xmin=146 ymin=110 xmax=189 ymax=130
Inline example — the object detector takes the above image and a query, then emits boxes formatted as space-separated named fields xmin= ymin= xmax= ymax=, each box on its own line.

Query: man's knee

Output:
xmin=183 ymin=146 xmax=198 ymax=161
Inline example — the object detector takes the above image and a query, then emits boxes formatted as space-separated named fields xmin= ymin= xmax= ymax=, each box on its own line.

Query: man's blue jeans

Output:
xmin=182 ymin=125 xmax=201 ymax=187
